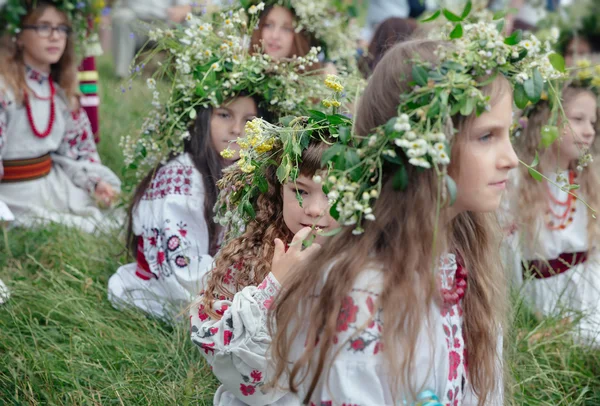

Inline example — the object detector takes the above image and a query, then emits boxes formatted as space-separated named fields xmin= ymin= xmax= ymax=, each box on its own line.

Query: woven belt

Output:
xmin=523 ymin=251 xmax=588 ymax=279
xmin=2 ymin=154 xmax=52 ymax=182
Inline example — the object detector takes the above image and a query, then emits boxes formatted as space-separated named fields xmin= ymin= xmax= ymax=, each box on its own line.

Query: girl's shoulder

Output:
xmin=141 ymin=153 xmax=204 ymax=202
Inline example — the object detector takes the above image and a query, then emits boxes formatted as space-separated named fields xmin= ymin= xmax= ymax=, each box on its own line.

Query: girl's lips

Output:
xmin=489 ymin=180 xmax=507 ymax=189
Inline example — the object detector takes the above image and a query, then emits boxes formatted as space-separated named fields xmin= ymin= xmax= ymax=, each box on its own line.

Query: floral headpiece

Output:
xmin=215 ymin=75 xmax=350 ymax=238
xmin=120 ymin=6 xmax=348 ymax=189
xmin=0 ymin=0 xmax=104 ymax=51
xmin=216 ymin=2 xmax=567 ymax=235
xmin=240 ymin=0 xmax=359 ymax=67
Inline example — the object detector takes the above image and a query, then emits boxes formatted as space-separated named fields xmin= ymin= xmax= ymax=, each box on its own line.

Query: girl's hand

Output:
xmin=271 ymin=227 xmax=321 ymax=285
xmin=94 ymin=180 xmax=117 ymax=208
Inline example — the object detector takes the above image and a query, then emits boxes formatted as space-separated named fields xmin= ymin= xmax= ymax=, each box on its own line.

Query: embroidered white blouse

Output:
xmin=0 ymin=68 xmax=121 ymax=231
xmin=190 ymin=254 xmax=503 ymax=406
xmin=108 ymin=153 xmax=215 ymax=320
xmin=503 ymin=170 xmax=600 ymax=345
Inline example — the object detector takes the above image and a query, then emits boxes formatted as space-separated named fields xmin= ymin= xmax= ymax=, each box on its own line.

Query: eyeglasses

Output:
xmin=21 ymin=24 xmax=72 ymax=38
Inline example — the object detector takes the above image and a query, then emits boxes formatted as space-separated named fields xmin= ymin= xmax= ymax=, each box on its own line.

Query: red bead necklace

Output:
xmin=440 ymin=259 xmax=468 ymax=306
xmin=24 ymin=78 xmax=56 ymax=138
xmin=545 ymin=171 xmax=577 ymax=230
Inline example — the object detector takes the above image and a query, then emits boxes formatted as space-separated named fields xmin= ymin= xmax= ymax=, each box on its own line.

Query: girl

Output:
xmin=249 ymin=4 xmax=314 ymax=61
xmin=265 ymin=37 xmax=523 ymax=406
xmin=507 ymin=71 xmax=600 ymax=345
xmin=266 ymin=38 xmax=519 ymax=406
xmin=108 ymin=6 xmax=321 ymax=320
xmin=108 ymin=96 xmax=264 ymax=320
xmin=0 ymin=0 xmax=121 ymax=233
xmin=190 ymin=135 xmax=339 ymax=405
xmin=247 ymin=1 xmax=358 ymax=71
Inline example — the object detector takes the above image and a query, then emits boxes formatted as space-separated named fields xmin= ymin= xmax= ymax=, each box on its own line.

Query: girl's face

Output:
xmin=210 ymin=96 xmax=258 ymax=162
xmin=282 ymin=174 xmax=339 ymax=245
xmin=18 ymin=6 xmax=68 ymax=71
xmin=565 ymin=37 xmax=592 ymax=67
xmin=558 ymin=91 xmax=597 ymax=167
xmin=450 ymin=88 xmax=518 ymax=214
xmin=261 ymin=6 xmax=295 ymax=60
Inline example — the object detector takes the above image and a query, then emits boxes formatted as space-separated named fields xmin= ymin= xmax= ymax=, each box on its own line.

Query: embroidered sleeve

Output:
xmin=190 ymin=272 xmax=286 ymax=406
xmin=52 ymin=108 xmax=121 ymax=194
xmin=134 ymin=173 xmax=214 ymax=301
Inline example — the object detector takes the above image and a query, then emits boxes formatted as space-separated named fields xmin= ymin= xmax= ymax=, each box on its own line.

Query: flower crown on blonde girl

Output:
xmin=120 ymin=5 xmax=350 ymax=190
xmin=0 ymin=0 xmax=105 ymax=49
xmin=240 ymin=0 xmax=360 ymax=68
xmin=216 ymin=1 xmax=567 ymax=237
xmin=514 ymin=58 xmax=600 ymax=177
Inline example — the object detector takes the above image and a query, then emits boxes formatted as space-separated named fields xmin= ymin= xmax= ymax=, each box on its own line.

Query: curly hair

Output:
xmin=202 ymin=140 xmax=328 ymax=319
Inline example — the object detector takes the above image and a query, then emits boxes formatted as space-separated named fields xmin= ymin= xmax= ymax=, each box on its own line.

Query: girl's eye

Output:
xmin=570 ymin=116 xmax=584 ymax=122
xmin=295 ymin=188 xmax=307 ymax=195
xmin=478 ymin=132 xmax=492 ymax=142
xmin=283 ymin=26 xmax=293 ymax=32
xmin=218 ymin=112 xmax=230 ymax=119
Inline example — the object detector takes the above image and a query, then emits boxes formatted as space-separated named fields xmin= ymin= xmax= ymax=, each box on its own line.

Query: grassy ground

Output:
xmin=1 ymin=56 xmax=600 ymax=405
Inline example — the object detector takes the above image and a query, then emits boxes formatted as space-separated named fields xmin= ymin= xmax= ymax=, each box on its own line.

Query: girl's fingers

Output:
xmin=288 ymin=227 xmax=312 ymax=252
xmin=273 ymin=238 xmax=286 ymax=261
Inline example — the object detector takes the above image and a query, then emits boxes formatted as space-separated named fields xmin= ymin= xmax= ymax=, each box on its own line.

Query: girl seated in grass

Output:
xmin=506 ymin=62 xmax=600 ymax=345
xmin=0 ymin=0 xmax=120 ymax=232
xmin=190 ymin=117 xmax=341 ymax=404
xmin=108 ymin=6 xmax=330 ymax=321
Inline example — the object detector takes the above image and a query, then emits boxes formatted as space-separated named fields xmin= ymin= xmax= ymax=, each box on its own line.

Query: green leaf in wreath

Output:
xmin=412 ymin=65 xmax=429 ymax=87
xmin=320 ymin=144 xmax=345 ymax=166
xmin=504 ymin=30 xmax=522 ymax=46
xmin=460 ymin=97 xmax=475 ymax=116
xmin=392 ymin=164 xmax=408 ymax=190
xmin=548 ymin=53 xmax=566 ymax=73
xmin=339 ymin=126 xmax=351 ymax=144
xmin=420 ymin=10 xmax=441 ymax=23
xmin=541 ymin=125 xmax=559 ymax=148
xmin=528 ymin=151 xmax=542 ymax=181
xmin=243 ymin=201 xmax=256 ymax=218
xmin=460 ymin=0 xmax=472 ymax=19
xmin=443 ymin=9 xmax=463 ymax=22
xmin=308 ymin=110 xmax=327 ymax=121
xmin=445 ymin=175 xmax=458 ymax=206
xmin=255 ymin=176 xmax=269 ymax=194
xmin=524 ymin=68 xmax=543 ymax=103
xmin=530 ymin=151 xmax=540 ymax=167
xmin=449 ymin=23 xmax=463 ymax=39
xmin=329 ymin=203 xmax=340 ymax=220
xmin=276 ymin=156 xmax=291 ymax=183
xmin=513 ymin=82 xmax=528 ymax=109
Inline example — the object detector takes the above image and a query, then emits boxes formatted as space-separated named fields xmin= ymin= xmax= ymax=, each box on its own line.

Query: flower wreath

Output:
xmin=120 ymin=6 xmax=351 ymax=190
xmin=216 ymin=1 xmax=567 ymax=236
xmin=514 ymin=58 xmax=599 ymax=174
xmin=0 ymin=0 xmax=104 ymax=50
xmin=240 ymin=0 xmax=360 ymax=68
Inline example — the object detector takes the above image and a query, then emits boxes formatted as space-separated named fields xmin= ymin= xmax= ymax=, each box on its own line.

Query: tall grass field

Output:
xmin=1 ymin=57 xmax=599 ymax=405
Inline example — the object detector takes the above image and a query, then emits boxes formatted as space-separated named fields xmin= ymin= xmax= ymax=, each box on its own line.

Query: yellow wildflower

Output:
xmin=577 ymin=69 xmax=593 ymax=81
xmin=324 ymin=75 xmax=344 ymax=92
xmin=220 ymin=148 xmax=235 ymax=159
xmin=255 ymin=139 xmax=275 ymax=153
xmin=322 ymin=99 xmax=332 ymax=108
xmin=241 ymin=163 xmax=256 ymax=173
xmin=576 ymin=59 xmax=591 ymax=69
xmin=591 ymin=77 xmax=600 ymax=88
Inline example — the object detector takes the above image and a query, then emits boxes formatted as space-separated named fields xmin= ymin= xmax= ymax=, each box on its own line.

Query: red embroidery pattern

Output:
xmin=438 ymin=254 xmax=467 ymax=406
xmin=60 ymin=108 xmax=100 ymax=163
xmin=143 ymin=165 xmax=194 ymax=200
xmin=139 ymin=220 xmax=191 ymax=279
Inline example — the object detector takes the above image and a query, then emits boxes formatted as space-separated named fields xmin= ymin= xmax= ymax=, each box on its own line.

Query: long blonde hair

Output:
xmin=513 ymin=86 xmax=600 ymax=248
xmin=0 ymin=1 xmax=78 ymax=106
xmin=202 ymin=141 xmax=329 ymax=319
xmin=269 ymin=39 xmax=508 ymax=405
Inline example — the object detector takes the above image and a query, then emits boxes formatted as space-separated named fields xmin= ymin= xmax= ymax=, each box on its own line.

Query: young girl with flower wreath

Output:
xmin=257 ymin=9 xmax=564 ymax=405
xmin=505 ymin=62 xmax=600 ymax=345
xmin=189 ymin=121 xmax=341 ymax=404
xmin=107 ymin=7 xmax=329 ymax=321
xmin=0 ymin=0 xmax=121 ymax=231
xmin=245 ymin=0 xmax=358 ymax=73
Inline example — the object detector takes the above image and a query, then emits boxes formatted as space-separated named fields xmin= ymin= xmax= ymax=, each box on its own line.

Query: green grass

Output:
xmin=1 ymin=56 xmax=600 ymax=405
